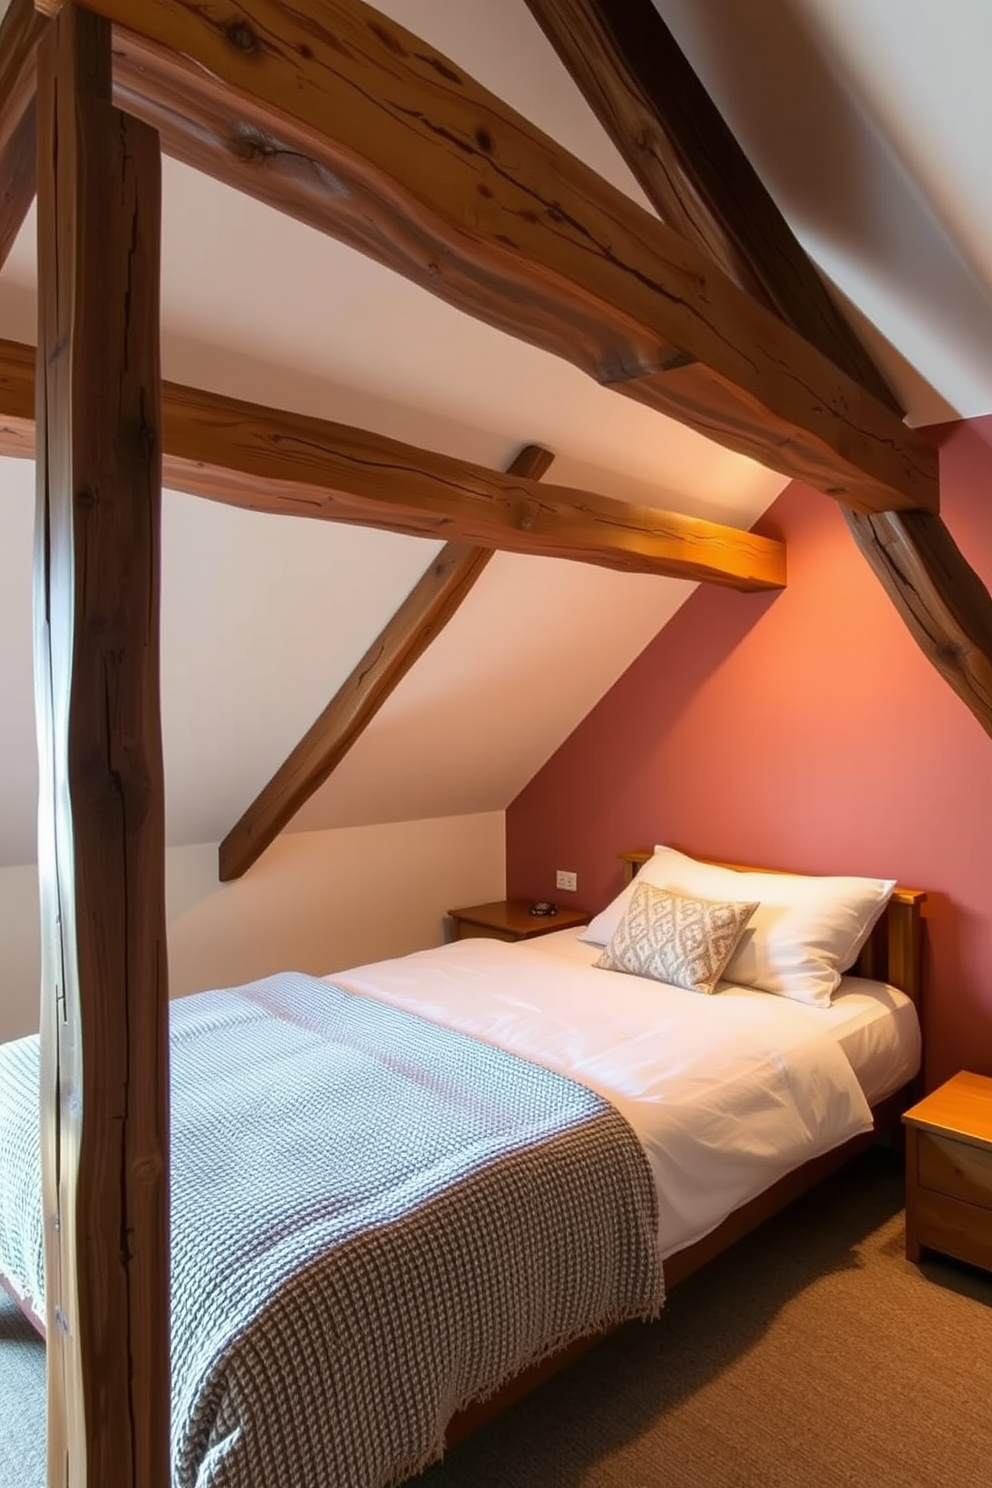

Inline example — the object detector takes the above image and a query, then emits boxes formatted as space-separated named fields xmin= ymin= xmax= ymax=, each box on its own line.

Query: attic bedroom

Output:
xmin=1 ymin=2 xmax=991 ymax=1487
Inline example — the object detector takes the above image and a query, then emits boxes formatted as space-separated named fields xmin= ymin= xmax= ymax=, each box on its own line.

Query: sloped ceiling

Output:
xmin=1 ymin=0 xmax=991 ymax=870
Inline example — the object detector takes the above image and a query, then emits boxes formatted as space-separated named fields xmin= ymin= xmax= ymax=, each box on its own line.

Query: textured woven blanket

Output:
xmin=0 ymin=972 xmax=664 ymax=1488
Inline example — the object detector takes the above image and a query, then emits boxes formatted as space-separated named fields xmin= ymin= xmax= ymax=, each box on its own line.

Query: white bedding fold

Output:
xmin=330 ymin=934 xmax=885 ymax=1259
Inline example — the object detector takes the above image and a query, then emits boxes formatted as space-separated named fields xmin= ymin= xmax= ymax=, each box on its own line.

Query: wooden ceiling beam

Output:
xmin=71 ymin=0 xmax=937 ymax=515
xmin=0 ymin=336 xmax=786 ymax=590
xmin=0 ymin=0 xmax=47 ymax=274
xmin=0 ymin=334 xmax=33 ymax=455
xmin=530 ymin=0 xmax=992 ymax=740
xmin=220 ymin=444 xmax=555 ymax=881
xmin=523 ymin=0 xmax=901 ymax=415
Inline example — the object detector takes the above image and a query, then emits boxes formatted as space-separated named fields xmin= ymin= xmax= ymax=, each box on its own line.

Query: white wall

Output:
xmin=0 ymin=861 xmax=43 ymax=1043
xmin=0 ymin=812 xmax=505 ymax=1043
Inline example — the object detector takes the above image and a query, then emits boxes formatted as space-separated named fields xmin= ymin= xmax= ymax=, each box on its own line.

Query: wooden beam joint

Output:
xmin=0 ymin=337 xmax=787 ymax=590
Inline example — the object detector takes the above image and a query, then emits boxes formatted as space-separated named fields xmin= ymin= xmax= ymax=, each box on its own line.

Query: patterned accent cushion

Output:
xmin=595 ymin=881 xmax=759 ymax=994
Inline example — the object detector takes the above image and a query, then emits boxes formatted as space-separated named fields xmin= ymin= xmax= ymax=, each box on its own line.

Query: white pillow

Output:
xmin=579 ymin=845 xmax=895 ymax=1007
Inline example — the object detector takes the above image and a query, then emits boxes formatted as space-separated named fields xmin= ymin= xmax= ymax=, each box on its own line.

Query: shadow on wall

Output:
xmin=166 ymin=815 xmax=506 ymax=998
xmin=506 ymin=578 xmax=780 ymax=916
xmin=659 ymin=0 xmax=989 ymax=421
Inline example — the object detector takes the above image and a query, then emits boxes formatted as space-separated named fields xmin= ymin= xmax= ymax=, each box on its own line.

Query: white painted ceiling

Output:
xmin=1 ymin=0 xmax=990 ymax=869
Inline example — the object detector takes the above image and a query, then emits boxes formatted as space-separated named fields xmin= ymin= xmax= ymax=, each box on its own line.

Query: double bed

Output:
xmin=0 ymin=847 xmax=925 ymax=1488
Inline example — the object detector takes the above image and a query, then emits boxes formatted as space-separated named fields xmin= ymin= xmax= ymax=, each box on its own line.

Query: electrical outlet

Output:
xmin=555 ymin=869 xmax=577 ymax=892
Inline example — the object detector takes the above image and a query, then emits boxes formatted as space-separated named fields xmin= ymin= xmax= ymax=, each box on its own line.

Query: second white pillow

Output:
xmin=581 ymin=845 xmax=895 ymax=1007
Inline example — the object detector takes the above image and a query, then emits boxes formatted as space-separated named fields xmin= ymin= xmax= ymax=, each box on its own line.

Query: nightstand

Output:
xmin=903 ymin=1070 xmax=992 ymax=1272
xmin=448 ymin=899 xmax=590 ymax=943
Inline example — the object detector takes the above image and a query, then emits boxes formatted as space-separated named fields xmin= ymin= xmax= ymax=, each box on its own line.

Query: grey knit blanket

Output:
xmin=0 ymin=972 xmax=664 ymax=1488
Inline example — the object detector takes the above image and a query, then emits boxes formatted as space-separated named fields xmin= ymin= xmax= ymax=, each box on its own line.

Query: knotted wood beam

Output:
xmin=0 ymin=335 xmax=33 ymax=456
xmin=219 ymin=444 xmax=555 ymax=880
xmin=0 ymin=336 xmax=787 ymax=590
xmin=60 ymin=0 xmax=935 ymax=514
xmin=34 ymin=6 xmax=170 ymax=1485
xmin=523 ymin=0 xmax=900 ymax=413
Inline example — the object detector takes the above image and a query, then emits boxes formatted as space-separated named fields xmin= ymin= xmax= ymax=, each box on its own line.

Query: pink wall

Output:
xmin=507 ymin=415 xmax=992 ymax=1089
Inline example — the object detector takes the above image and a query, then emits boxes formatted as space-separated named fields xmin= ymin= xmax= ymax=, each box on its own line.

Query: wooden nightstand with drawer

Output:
xmin=448 ymin=900 xmax=590 ymax=943
xmin=903 ymin=1071 xmax=992 ymax=1273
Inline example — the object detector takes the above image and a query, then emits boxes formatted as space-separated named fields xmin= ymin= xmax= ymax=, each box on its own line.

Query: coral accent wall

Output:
xmin=507 ymin=416 xmax=992 ymax=1089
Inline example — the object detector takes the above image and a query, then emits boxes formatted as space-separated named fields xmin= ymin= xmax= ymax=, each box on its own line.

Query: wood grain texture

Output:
xmin=0 ymin=337 xmax=786 ymax=589
xmin=911 ymin=1187 xmax=992 ymax=1272
xmin=34 ymin=8 xmax=170 ymax=1487
xmin=219 ymin=443 xmax=554 ymax=881
xmin=0 ymin=100 xmax=35 ymax=273
xmin=522 ymin=0 xmax=901 ymax=415
xmin=844 ymin=508 xmax=992 ymax=738
xmin=0 ymin=0 xmax=48 ymax=272
xmin=0 ymin=335 xmax=33 ymax=456
xmin=904 ymin=1071 xmax=992 ymax=1150
xmin=904 ymin=1076 xmax=992 ymax=1271
xmin=918 ymin=1131 xmax=992 ymax=1204
xmin=96 ymin=0 xmax=936 ymax=514
xmin=156 ymin=381 xmax=785 ymax=587
xmin=0 ymin=0 xmax=45 ymax=154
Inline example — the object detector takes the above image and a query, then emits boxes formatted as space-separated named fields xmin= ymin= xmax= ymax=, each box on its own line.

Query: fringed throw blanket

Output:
xmin=0 ymin=972 xmax=664 ymax=1488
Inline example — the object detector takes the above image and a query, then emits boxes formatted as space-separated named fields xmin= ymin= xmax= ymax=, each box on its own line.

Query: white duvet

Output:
xmin=330 ymin=929 xmax=920 ymax=1260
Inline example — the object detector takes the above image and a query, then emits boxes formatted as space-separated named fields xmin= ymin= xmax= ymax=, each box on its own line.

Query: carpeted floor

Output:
xmin=3 ymin=1148 xmax=991 ymax=1488
xmin=0 ymin=1287 xmax=45 ymax=1488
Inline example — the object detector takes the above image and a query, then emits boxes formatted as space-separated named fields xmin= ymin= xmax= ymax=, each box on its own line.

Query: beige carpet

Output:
xmin=3 ymin=1149 xmax=990 ymax=1488
xmin=0 ymin=1290 xmax=44 ymax=1488
xmin=416 ymin=1148 xmax=992 ymax=1488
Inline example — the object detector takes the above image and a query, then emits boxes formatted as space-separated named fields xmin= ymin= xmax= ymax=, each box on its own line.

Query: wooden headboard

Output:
xmin=618 ymin=850 xmax=927 ymax=1005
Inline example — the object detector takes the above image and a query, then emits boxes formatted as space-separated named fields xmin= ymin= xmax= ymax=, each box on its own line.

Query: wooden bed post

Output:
xmin=34 ymin=6 xmax=170 ymax=1486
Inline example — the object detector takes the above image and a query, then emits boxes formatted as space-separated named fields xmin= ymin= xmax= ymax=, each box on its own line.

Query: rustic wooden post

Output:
xmin=34 ymin=5 xmax=170 ymax=1486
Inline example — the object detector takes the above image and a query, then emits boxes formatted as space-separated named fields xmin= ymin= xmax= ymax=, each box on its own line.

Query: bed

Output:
xmin=0 ymin=847 xmax=925 ymax=1488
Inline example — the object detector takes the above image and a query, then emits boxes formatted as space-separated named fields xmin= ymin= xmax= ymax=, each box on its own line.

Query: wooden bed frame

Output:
xmin=445 ymin=850 xmax=926 ymax=1447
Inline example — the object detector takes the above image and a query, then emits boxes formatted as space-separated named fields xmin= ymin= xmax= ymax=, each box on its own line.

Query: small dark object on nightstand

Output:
xmin=529 ymin=901 xmax=558 ymax=916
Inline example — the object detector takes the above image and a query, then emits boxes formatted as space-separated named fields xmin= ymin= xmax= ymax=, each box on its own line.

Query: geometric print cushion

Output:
xmin=595 ymin=881 xmax=760 ymax=994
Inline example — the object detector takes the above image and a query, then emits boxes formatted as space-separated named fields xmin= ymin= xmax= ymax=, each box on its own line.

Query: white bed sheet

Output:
xmin=525 ymin=928 xmax=922 ymax=1108
xmin=329 ymin=929 xmax=920 ymax=1260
